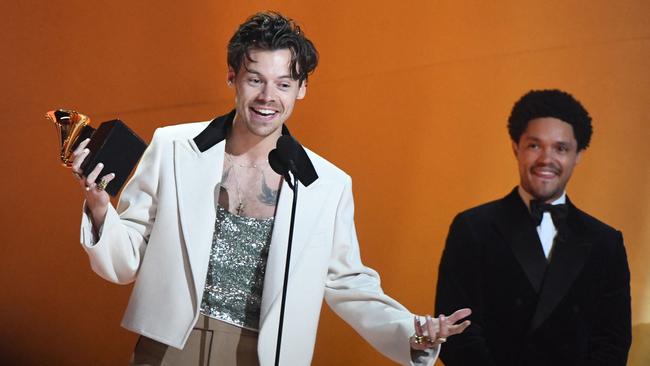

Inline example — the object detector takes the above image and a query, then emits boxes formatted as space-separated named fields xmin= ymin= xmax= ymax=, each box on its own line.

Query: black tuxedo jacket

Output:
xmin=435 ymin=188 xmax=631 ymax=366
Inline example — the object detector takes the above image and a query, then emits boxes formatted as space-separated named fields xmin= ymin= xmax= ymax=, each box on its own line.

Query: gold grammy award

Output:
xmin=45 ymin=109 xmax=94 ymax=167
xmin=46 ymin=109 xmax=147 ymax=196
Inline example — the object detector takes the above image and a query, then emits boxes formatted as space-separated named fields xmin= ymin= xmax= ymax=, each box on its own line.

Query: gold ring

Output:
xmin=410 ymin=335 xmax=432 ymax=345
xmin=96 ymin=179 xmax=108 ymax=191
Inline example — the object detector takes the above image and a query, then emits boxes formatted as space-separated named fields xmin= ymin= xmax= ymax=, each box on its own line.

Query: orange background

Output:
xmin=1 ymin=1 xmax=648 ymax=365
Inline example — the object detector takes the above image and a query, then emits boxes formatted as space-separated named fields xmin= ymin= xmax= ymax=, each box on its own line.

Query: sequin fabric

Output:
xmin=200 ymin=205 xmax=274 ymax=331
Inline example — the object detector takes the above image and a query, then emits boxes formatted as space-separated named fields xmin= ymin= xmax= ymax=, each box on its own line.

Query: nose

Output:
xmin=257 ymin=84 xmax=276 ymax=103
xmin=537 ymin=146 xmax=554 ymax=164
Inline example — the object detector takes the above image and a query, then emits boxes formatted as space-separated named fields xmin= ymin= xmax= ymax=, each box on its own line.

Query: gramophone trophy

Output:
xmin=46 ymin=109 xmax=147 ymax=196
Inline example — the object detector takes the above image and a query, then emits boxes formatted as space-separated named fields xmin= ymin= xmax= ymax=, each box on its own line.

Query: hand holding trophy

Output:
xmin=46 ymin=109 xmax=147 ymax=228
xmin=70 ymin=137 xmax=114 ymax=227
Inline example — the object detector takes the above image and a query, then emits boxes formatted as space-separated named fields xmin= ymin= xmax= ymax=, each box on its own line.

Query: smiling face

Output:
xmin=513 ymin=117 xmax=583 ymax=202
xmin=228 ymin=48 xmax=306 ymax=142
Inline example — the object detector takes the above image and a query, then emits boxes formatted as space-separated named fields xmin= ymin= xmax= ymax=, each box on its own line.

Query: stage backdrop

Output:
xmin=0 ymin=1 xmax=648 ymax=365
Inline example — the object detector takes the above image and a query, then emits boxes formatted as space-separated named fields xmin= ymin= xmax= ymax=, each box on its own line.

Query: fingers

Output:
xmin=71 ymin=139 xmax=91 ymax=174
xmin=414 ymin=316 xmax=424 ymax=336
xmin=72 ymin=148 xmax=89 ymax=172
xmin=85 ymin=163 xmax=104 ymax=189
xmin=72 ymin=138 xmax=90 ymax=156
xmin=411 ymin=309 xmax=473 ymax=350
xmin=425 ymin=314 xmax=438 ymax=339
xmin=81 ymin=163 xmax=115 ymax=194
xmin=410 ymin=316 xmax=434 ymax=350
xmin=446 ymin=308 xmax=472 ymax=324
xmin=444 ymin=308 xmax=472 ymax=336
xmin=448 ymin=319 xmax=472 ymax=336
xmin=96 ymin=173 xmax=116 ymax=191
xmin=417 ymin=315 xmax=448 ymax=347
xmin=438 ymin=314 xmax=450 ymax=339
xmin=100 ymin=172 xmax=116 ymax=185
xmin=69 ymin=140 xmax=115 ymax=194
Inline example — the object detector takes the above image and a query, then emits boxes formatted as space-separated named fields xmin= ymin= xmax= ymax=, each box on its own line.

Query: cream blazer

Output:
xmin=79 ymin=118 xmax=437 ymax=366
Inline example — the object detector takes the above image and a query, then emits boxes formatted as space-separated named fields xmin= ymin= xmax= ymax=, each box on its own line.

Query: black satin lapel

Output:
xmin=531 ymin=202 xmax=592 ymax=329
xmin=495 ymin=189 xmax=549 ymax=293
xmin=193 ymin=110 xmax=234 ymax=152
xmin=193 ymin=110 xmax=293 ymax=153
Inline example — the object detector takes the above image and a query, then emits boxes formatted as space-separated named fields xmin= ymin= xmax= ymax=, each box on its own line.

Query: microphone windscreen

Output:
xmin=273 ymin=134 xmax=319 ymax=187
xmin=277 ymin=135 xmax=299 ymax=162
xmin=268 ymin=149 xmax=287 ymax=176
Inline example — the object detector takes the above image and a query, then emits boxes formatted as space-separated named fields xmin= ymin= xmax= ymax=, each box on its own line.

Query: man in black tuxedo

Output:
xmin=435 ymin=89 xmax=631 ymax=365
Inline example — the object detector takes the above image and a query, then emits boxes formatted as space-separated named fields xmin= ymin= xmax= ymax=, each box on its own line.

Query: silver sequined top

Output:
xmin=200 ymin=205 xmax=274 ymax=331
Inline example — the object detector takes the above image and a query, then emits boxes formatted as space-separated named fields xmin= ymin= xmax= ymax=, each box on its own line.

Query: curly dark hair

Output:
xmin=508 ymin=89 xmax=593 ymax=150
xmin=227 ymin=11 xmax=318 ymax=85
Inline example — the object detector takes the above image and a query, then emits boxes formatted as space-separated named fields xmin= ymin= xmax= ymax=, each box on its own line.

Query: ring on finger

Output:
xmin=410 ymin=335 xmax=432 ymax=345
xmin=96 ymin=179 xmax=108 ymax=191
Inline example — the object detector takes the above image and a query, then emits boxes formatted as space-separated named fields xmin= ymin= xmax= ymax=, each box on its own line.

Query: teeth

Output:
xmin=534 ymin=167 xmax=557 ymax=174
xmin=254 ymin=108 xmax=276 ymax=116
xmin=534 ymin=170 xmax=556 ymax=177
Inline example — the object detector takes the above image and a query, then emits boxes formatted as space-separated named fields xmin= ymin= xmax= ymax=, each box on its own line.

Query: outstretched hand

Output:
xmin=410 ymin=308 xmax=471 ymax=350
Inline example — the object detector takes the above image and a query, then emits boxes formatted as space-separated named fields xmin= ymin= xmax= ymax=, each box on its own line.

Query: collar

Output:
xmin=193 ymin=109 xmax=291 ymax=153
xmin=517 ymin=186 xmax=566 ymax=212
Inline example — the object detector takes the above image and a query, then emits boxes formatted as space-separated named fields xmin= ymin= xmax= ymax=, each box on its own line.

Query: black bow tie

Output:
xmin=530 ymin=200 xmax=568 ymax=227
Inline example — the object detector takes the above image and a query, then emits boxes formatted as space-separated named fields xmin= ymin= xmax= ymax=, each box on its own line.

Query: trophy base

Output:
xmin=80 ymin=120 xmax=147 ymax=196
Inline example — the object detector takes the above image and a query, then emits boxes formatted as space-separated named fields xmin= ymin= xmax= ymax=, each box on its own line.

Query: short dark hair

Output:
xmin=508 ymin=89 xmax=593 ymax=150
xmin=227 ymin=12 xmax=319 ymax=84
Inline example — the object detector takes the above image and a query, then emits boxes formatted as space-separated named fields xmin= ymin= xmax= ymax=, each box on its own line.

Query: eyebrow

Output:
xmin=243 ymin=65 xmax=294 ymax=80
xmin=524 ymin=136 xmax=574 ymax=145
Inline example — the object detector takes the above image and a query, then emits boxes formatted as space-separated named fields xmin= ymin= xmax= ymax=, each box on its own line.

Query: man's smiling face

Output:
xmin=513 ymin=117 xmax=583 ymax=202
xmin=229 ymin=48 xmax=306 ymax=140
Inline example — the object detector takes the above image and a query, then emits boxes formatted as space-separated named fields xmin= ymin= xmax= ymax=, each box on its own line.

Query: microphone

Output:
xmin=267 ymin=134 xmax=318 ymax=366
xmin=268 ymin=135 xmax=318 ymax=188
xmin=268 ymin=148 xmax=293 ymax=187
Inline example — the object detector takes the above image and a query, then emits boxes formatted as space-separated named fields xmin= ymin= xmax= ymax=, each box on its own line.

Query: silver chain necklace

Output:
xmin=224 ymin=153 xmax=268 ymax=215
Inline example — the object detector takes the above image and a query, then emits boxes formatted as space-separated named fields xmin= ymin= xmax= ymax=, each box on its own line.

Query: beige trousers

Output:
xmin=129 ymin=315 xmax=259 ymax=366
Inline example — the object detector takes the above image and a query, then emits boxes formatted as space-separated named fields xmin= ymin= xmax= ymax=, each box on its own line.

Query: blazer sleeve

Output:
xmin=79 ymin=128 xmax=164 ymax=284
xmin=323 ymin=178 xmax=438 ymax=366
xmin=435 ymin=213 xmax=497 ymax=365
xmin=582 ymin=230 xmax=631 ymax=365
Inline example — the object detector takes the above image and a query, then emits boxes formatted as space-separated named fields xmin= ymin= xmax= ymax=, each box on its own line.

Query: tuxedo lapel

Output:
xmin=259 ymin=177 xmax=328 ymax=329
xmin=168 ymin=110 xmax=233 ymax=305
xmin=530 ymin=200 xmax=592 ymax=329
xmin=494 ymin=189 xmax=549 ymax=293
xmin=174 ymin=137 xmax=225 ymax=304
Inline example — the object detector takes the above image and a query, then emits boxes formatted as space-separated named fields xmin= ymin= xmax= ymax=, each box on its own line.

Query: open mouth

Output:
xmin=250 ymin=107 xmax=278 ymax=117
xmin=532 ymin=167 xmax=560 ymax=179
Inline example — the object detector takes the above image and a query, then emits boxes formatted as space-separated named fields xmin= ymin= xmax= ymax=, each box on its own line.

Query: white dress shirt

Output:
xmin=518 ymin=187 xmax=566 ymax=259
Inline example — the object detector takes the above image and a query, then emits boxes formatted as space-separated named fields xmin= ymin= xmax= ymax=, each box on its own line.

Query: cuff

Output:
xmin=410 ymin=345 xmax=439 ymax=366
xmin=80 ymin=201 xmax=104 ymax=247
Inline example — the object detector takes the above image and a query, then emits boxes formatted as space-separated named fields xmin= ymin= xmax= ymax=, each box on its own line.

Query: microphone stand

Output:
xmin=274 ymin=170 xmax=298 ymax=366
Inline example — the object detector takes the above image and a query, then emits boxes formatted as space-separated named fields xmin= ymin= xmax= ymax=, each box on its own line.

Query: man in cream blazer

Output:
xmin=72 ymin=12 xmax=469 ymax=365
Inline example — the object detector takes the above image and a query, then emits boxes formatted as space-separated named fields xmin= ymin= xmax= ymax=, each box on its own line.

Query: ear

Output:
xmin=227 ymin=67 xmax=236 ymax=86
xmin=297 ymin=80 xmax=307 ymax=100
xmin=511 ymin=140 xmax=519 ymax=158
xmin=575 ymin=149 xmax=583 ymax=164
